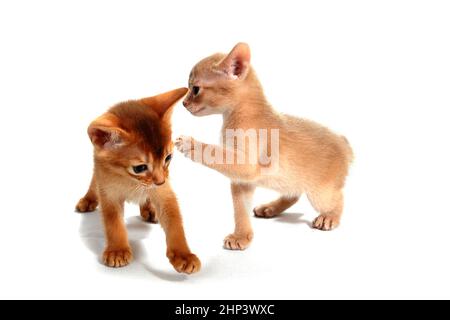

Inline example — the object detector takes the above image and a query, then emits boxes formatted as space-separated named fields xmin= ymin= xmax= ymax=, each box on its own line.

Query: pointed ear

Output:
xmin=218 ymin=42 xmax=251 ymax=80
xmin=140 ymin=87 xmax=188 ymax=118
xmin=87 ymin=114 xmax=129 ymax=149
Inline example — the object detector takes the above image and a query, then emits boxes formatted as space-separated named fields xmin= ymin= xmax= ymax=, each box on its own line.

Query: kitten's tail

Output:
xmin=342 ymin=135 xmax=354 ymax=165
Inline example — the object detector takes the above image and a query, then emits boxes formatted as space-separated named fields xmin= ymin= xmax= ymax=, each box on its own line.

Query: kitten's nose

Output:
xmin=182 ymin=100 xmax=189 ymax=108
xmin=154 ymin=179 xmax=165 ymax=186
xmin=152 ymin=173 xmax=165 ymax=186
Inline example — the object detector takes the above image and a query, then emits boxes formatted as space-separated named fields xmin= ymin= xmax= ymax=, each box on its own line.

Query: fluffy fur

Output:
xmin=76 ymin=88 xmax=201 ymax=274
xmin=176 ymin=43 xmax=353 ymax=250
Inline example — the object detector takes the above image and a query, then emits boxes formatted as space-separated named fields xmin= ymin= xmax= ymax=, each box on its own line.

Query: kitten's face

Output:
xmin=94 ymin=127 xmax=173 ymax=188
xmin=89 ymin=88 xmax=188 ymax=188
xmin=183 ymin=43 xmax=251 ymax=117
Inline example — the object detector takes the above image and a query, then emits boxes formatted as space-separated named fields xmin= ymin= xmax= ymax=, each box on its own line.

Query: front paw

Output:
xmin=76 ymin=197 xmax=98 ymax=213
xmin=103 ymin=247 xmax=133 ymax=268
xmin=175 ymin=135 xmax=195 ymax=159
xmin=167 ymin=250 xmax=201 ymax=274
xmin=312 ymin=214 xmax=340 ymax=231
xmin=224 ymin=232 xmax=253 ymax=250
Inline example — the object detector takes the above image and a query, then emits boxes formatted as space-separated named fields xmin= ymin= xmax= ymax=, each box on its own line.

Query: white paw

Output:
xmin=175 ymin=135 xmax=195 ymax=158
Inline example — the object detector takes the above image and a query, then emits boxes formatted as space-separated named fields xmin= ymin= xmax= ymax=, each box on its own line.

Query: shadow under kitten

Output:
xmin=271 ymin=213 xmax=313 ymax=228
xmin=78 ymin=212 xmax=188 ymax=282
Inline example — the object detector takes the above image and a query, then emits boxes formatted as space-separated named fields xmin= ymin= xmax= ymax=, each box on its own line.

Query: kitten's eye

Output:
xmin=165 ymin=154 xmax=173 ymax=163
xmin=192 ymin=86 xmax=200 ymax=96
xmin=132 ymin=164 xmax=148 ymax=174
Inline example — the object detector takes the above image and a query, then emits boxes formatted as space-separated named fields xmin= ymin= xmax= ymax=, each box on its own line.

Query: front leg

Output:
xmin=99 ymin=193 xmax=132 ymax=268
xmin=175 ymin=136 xmax=259 ymax=181
xmin=224 ymin=182 xmax=256 ymax=250
xmin=149 ymin=182 xmax=201 ymax=274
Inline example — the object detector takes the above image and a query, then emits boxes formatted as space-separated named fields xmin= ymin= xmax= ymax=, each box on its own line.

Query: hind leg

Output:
xmin=254 ymin=196 xmax=300 ymax=218
xmin=76 ymin=174 xmax=98 ymax=213
xmin=140 ymin=198 xmax=158 ymax=223
xmin=308 ymin=188 xmax=343 ymax=231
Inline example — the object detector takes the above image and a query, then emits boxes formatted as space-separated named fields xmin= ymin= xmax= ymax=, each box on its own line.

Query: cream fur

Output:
xmin=177 ymin=43 xmax=353 ymax=250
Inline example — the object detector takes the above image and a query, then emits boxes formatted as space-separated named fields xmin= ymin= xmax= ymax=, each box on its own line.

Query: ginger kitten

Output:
xmin=76 ymin=88 xmax=201 ymax=274
xmin=176 ymin=43 xmax=353 ymax=250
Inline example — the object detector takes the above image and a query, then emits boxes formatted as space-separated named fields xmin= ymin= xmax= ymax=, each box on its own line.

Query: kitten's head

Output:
xmin=88 ymin=87 xmax=188 ymax=187
xmin=183 ymin=42 xmax=257 ymax=116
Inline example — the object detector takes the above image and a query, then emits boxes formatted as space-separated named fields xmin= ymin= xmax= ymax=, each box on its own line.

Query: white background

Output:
xmin=0 ymin=0 xmax=449 ymax=299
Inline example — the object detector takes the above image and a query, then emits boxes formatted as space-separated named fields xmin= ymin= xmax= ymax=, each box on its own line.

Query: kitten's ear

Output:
xmin=218 ymin=42 xmax=251 ymax=80
xmin=88 ymin=114 xmax=129 ymax=149
xmin=140 ymin=87 xmax=188 ymax=118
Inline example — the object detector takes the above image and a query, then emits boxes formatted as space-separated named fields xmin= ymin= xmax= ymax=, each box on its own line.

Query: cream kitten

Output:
xmin=176 ymin=43 xmax=353 ymax=250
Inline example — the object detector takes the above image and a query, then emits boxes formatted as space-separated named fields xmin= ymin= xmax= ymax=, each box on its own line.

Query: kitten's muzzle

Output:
xmin=183 ymin=102 xmax=206 ymax=115
xmin=153 ymin=179 xmax=165 ymax=186
xmin=151 ymin=171 xmax=165 ymax=186
xmin=183 ymin=98 xmax=204 ymax=114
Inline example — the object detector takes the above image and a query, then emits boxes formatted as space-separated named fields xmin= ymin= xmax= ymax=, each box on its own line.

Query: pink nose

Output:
xmin=182 ymin=100 xmax=189 ymax=108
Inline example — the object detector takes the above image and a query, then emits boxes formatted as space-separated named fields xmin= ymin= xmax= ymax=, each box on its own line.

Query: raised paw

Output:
xmin=102 ymin=247 xmax=133 ymax=268
xmin=224 ymin=233 xmax=253 ymax=250
xmin=140 ymin=202 xmax=158 ymax=224
xmin=75 ymin=197 xmax=98 ymax=213
xmin=167 ymin=251 xmax=201 ymax=275
xmin=313 ymin=214 xmax=340 ymax=231
xmin=253 ymin=205 xmax=282 ymax=218
xmin=175 ymin=135 xmax=195 ymax=159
